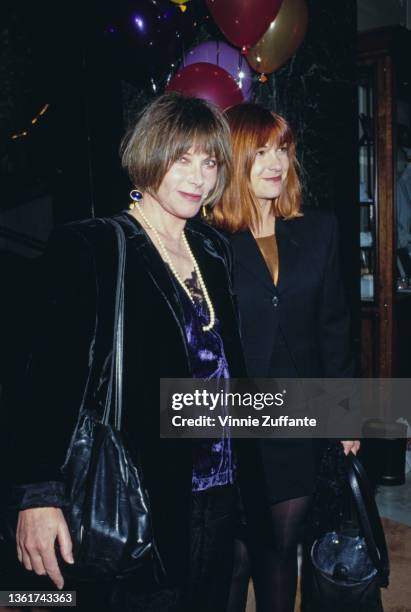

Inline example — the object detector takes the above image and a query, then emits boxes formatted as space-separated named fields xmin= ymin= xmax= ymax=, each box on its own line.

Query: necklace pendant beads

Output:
xmin=136 ymin=205 xmax=215 ymax=332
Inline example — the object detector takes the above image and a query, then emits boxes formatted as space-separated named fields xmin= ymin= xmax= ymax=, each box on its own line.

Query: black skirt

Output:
xmin=257 ymin=330 xmax=316 ymax=504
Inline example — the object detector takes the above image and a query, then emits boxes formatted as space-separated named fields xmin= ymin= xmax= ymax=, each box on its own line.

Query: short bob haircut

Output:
xmin=212 ymin=103 xmax=302 ymax=233
xmin=120 ymin=93 xmax=232 ymax=208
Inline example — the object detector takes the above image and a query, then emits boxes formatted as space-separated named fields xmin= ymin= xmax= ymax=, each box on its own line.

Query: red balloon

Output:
xmin=206 ymin=0 xmax=284 ymax=48
xmin=166 ymin=63 xmax=244 ymax=110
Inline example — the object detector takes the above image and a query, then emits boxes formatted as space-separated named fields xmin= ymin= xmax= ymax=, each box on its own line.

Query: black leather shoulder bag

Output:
xmin=310 ymin=453 xmax=389 ymax=612
xmin=60 ymin=218 xmax=163 ymax=582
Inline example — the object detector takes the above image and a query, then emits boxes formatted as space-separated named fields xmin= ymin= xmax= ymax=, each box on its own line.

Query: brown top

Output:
xmin=256 ymin=234 xmax=279 ymax=286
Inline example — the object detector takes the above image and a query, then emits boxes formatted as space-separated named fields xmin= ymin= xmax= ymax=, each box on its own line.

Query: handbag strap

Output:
xmin=61 ymin=217 xmax=127 ymax=471
xmin=101 ymin=218 xmax=126 ymax=431
xmin=345 ymin=453 xmax=390 ymax=586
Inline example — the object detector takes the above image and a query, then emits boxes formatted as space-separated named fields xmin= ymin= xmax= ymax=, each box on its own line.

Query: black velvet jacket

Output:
xmin=10 ymin=212 xmax=246 ymax=582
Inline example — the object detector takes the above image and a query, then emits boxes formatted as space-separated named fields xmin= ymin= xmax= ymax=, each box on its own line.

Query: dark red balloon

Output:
xmin=166 ymin=63 xmax=244 ymax=110
xmin=206 ymin=0 xmax=284 ymax=48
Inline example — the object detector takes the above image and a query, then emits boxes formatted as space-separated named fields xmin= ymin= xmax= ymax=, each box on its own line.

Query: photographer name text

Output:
xmin=171 ymin=415 xmax=317 ymax=428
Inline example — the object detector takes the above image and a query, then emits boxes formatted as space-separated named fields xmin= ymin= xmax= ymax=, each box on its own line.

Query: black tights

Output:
xmin=227 ymin=495 xmax=311 ymax=612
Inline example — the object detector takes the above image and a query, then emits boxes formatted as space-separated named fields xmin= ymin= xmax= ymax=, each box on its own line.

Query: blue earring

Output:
xmin=129 ymin=189 xmax=143 ymax=209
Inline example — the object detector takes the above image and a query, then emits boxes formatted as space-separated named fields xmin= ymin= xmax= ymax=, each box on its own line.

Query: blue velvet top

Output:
xmin=175 ymin=270 xmax=235 ymax=492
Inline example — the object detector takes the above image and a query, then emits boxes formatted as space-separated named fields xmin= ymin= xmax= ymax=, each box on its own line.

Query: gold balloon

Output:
xmin=170 ymin=0 xmax=190 ymax=11
xmin=247 ymin=0 xmax=308 ymax=75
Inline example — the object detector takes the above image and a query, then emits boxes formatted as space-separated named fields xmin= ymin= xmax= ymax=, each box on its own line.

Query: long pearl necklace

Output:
xmin=136 ymin=205 xmax=216 ymax=332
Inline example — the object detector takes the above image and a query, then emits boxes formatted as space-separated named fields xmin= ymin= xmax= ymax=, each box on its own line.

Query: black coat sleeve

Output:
xmin=318 ymin=213 xmax=354 ymax=378
xmin=9 ymin=225 xmax=97 ymax=509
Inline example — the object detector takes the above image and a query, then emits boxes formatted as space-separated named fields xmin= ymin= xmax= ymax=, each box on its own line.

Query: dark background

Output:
xmin=0 ymin=0 xmax=359 ymax=373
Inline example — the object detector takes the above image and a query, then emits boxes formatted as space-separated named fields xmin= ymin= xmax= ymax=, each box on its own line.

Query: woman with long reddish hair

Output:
xmin=211 ymin=103 xmax=359 ymax=612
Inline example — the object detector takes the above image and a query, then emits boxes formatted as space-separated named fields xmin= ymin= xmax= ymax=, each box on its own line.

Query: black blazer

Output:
xmin=10 ymin=212 xmax=246 ymax=583
xmin=229 ymin=208 xmax=354 ymax=379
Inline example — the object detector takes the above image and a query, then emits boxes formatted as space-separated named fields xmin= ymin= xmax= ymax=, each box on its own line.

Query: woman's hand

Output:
xmin=16 ymin=507 xmax=74 ymax=589
xmin=340 ymin=440 xmax=361 ymax=455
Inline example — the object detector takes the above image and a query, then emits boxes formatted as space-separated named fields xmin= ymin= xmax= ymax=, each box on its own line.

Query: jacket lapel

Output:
xmin=230 ymin=230 xmax=274 ymax=292
xmin=118 ymin=213 xmax=187 ymax=333
xmin=185 ymin=222 xmax=234 ymax=327
xmin=275 ymin=218 xmax=300 ymax=292
xmin=230 ymin=219 xmax=301 ymax=294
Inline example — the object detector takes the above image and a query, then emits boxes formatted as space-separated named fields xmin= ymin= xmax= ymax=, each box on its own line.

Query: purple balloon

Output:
xmin=182 ymin=40 xmax=253 ymax=101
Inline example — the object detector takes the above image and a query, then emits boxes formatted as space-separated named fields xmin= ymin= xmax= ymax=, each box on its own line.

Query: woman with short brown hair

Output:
xmin=13 ymin=93 xmax=245 ymax=612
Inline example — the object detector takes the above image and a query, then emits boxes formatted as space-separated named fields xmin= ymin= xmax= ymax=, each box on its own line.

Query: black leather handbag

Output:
xmin=60 ymin=218 xmax=163 ymax=582
xmin=310 ymin=454 xmax=389 ymax=612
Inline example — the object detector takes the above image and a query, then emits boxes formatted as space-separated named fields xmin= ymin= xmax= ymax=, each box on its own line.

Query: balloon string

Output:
xmin=216 ymin=39 xmax=220 ymax=67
